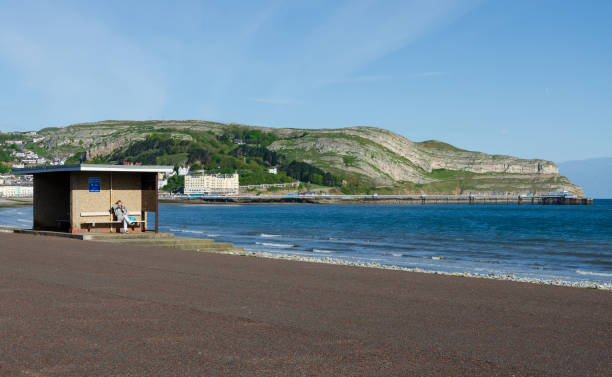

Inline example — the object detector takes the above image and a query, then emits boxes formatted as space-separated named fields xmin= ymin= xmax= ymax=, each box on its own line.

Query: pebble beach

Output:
xmin=222 ymin=249 xmax=612 ymax=290
xmin=1 ymin=231 xmax=610 ymax=376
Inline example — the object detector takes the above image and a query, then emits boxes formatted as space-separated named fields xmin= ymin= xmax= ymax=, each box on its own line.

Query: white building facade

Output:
xmin=0 ymin=185 xmax=33 ymax=198
xmin=184 ymin=173 xmax=239 ymax=195
xmin=178 ymin=166 xmax=189 ymax=176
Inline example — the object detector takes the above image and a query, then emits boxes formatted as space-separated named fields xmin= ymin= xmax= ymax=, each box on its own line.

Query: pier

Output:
xmin=161 ymin=194 xmax=593 ymax=205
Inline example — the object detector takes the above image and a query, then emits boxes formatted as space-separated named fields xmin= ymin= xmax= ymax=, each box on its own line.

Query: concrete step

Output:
xmin=95 ymin=238 xmax=215 ymax=246
xmin=84 ymin=232 xmax=175 ymax=241
xmin=89 ymin=234 xmax=243 ymax=253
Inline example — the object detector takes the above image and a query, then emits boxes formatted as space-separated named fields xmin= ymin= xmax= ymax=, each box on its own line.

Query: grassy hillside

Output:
xmin=91 ymin=130 xmax=341 ymax=189
xmin=0 ymin=120 xmax=585 ymax=195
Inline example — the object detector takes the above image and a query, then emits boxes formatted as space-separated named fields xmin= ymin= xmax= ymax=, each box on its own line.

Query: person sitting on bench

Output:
xmin=112 ymin=200 xmax=133 ymax=233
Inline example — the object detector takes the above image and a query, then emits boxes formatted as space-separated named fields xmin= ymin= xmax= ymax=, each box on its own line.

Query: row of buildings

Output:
xmin=0 ymin=184 xmax=33 ymax=198
xmin=159 ymin=165 xmax=282 ymax=196
xmin=184 ymin=173 xmax=239 ymax=196
xmin=0 ymin=174 xmax=33 ymax=198
xmin=9 ymin=151 xmax=66 ymax=169
xmin=1 ymin=133 xmax=64 ymax=198
xmin=4 ymin=133 xmax=67 ymax=168
xmin=158 ymin=165 xmax=242 ymax=196
xmin=2 ymin=167 xmax=241 ymax=199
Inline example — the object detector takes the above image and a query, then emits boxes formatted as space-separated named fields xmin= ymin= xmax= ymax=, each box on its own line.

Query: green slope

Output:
xmin=0 ymin=120 xmax=585 ymax=196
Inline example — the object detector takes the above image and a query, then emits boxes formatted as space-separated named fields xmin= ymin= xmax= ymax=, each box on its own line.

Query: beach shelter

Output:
xmin=13 ymin=164 xmax=173 ymax=233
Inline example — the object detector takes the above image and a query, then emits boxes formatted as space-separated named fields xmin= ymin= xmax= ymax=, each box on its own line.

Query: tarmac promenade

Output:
xmin=0 ymin=232 xmax=610 ymax=376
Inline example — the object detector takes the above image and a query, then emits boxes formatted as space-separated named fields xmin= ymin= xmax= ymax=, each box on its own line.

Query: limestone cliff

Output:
xmin=266 ymin=126 xmax=580 ymax=195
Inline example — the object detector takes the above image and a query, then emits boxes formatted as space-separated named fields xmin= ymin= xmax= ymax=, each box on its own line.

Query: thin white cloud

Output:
xmin=0 ymin=1 xmax=482 ymax=129
xmin=250 ymin=98 xmax=296 ymax=105
xmin=318 ymin=74 xmax=392 ymax=86
xmin=0 ymin=2 xmax=167 ymax=126
xmin=269 ymin=0 xmax=481 ymax=95
xmin=416 ymin=71 xmax=449 ymax=77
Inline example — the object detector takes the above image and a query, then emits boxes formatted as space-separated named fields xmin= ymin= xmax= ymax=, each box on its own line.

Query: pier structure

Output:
xmin=161 ymin=194 xmax=593 ymax=205
xmin=13 ymin=164 xmax=173 ymax=233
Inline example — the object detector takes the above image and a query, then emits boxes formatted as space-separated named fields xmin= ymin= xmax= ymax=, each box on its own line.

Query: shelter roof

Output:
xmin=13 ymin=164 xmax=173 ymax=175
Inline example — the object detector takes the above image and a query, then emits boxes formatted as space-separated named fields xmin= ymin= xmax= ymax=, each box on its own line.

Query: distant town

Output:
xmin=0 ymin=134 xmax=284 ymax=199
xmin=1 ymin=130 xmax=244 ymax=198
xmin=0 ymin=130 xmax=293 ymax=199
xmin=1 ymin=162 xmax=252 ymax=199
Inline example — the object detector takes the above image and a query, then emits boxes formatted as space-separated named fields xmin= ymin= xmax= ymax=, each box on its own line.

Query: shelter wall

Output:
xmin=110 ymin=172 xmax=142 ymax=211
xmin=141 ymin=173 xmax=157 ymax=212
xmin=70 ymin=172 xmax=143 ymax=232
xmin=33 ymin=172 xmax=70 ymax=230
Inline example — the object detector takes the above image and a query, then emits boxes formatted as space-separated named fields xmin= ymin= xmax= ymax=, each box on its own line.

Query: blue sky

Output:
xmin=0 ymin=0 xmax=610 ymax=162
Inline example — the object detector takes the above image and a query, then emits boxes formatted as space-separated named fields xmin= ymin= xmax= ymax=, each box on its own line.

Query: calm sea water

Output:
xmin=2 ymin=200 xmax=611 ymax=284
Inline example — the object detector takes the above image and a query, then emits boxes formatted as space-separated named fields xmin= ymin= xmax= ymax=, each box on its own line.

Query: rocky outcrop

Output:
xmin=267 ymin=126 xmax=582 ymax=195
xmin=268 ymin=127 xmax=561 ymax=180
xmin=335 ymin=127 xmax=558 ymax=175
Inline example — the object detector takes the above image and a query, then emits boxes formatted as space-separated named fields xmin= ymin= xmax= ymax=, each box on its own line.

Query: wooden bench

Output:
xmin=80 ymin=211 xmax=146 ymax=232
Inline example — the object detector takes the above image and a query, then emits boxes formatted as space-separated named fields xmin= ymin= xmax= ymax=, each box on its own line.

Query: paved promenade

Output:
xmin=0 ymin=232 xmax=610 ymax=376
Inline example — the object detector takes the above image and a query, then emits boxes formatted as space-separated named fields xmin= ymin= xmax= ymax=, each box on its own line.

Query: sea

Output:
xmin=1 ymin=200 xmax=611 ymax=286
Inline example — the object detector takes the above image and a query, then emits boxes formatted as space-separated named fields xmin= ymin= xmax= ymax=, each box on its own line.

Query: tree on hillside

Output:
xmin=0 ymin=150 xmax=13 ymax=162
xmin=231 ymin=145 xmax=280 ymax=166
xmin=188 ymin=148 xmax=211 ymax=165
xmin=282 ymin=161 xmax=340 ymax=186
xmin=163 ymin=175 xmax=184 ymax=193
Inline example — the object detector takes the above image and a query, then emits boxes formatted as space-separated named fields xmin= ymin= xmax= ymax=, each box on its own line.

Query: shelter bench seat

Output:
xmin=80 ymin=211 xmax=146 ymax=232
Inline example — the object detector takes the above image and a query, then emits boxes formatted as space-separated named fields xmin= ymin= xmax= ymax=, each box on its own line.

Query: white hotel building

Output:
xmin=184 ymin=173 xmax=239 ymax=195
xmin=0 ymin=185 xmax=33 ymax=198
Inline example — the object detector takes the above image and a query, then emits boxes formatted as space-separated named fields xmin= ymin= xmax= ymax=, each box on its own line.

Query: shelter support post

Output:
xmin=155 ymin=175 xmax=159 ymax=233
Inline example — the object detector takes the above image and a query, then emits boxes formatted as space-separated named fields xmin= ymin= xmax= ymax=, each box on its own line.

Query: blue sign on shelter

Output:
xmin=88 ymin=177 xmax=101 ymax=192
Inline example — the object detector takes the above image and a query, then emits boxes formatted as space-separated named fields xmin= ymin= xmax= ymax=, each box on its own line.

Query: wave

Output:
xmin=312 ymin=249 xmax=336 ymax=253
xmin=576 ymin=270 xmax=612 ymax=278
xmin=16 ymin=219 xmax=31 ymax=223
xmin=382 ymin=251 xmax=427 ymax=258
xmin=169 ymin=228 xmax=206 ymax=234
xmin=256 ymin=242 xmax=296 ymax=248
xmin=380 ymin=252 xmax=404 ymax=257
xmin=260 ymin=233 xmax=281 ymax=238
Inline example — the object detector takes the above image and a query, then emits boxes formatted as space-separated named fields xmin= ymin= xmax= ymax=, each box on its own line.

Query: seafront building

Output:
xmin=0 ymin=185 xmax=33 ymax=198
xmin=184 ymin=173 xmax=239 ymax=196
xmin=178 ymin=166 xmax=189 ymax=176
xmin=0 ymin=173 xmax=34 ymax=198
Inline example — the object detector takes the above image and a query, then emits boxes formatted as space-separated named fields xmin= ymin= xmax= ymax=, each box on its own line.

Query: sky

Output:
xmin=0 ymin=0 xmax=610 ymax=162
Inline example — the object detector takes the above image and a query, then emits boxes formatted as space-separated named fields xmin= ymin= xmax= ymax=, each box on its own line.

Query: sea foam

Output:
xmin=576 ymin=270 xmax=612 ymax=278
xmin=256 ymin=242 xmax=296 ymax=248
xmin=170 ymin=228 xmax=206 ymax=234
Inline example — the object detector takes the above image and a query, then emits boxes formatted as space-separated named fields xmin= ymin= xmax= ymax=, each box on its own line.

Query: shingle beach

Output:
xmin=1 ymin=232 xmax=610 ymax=376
